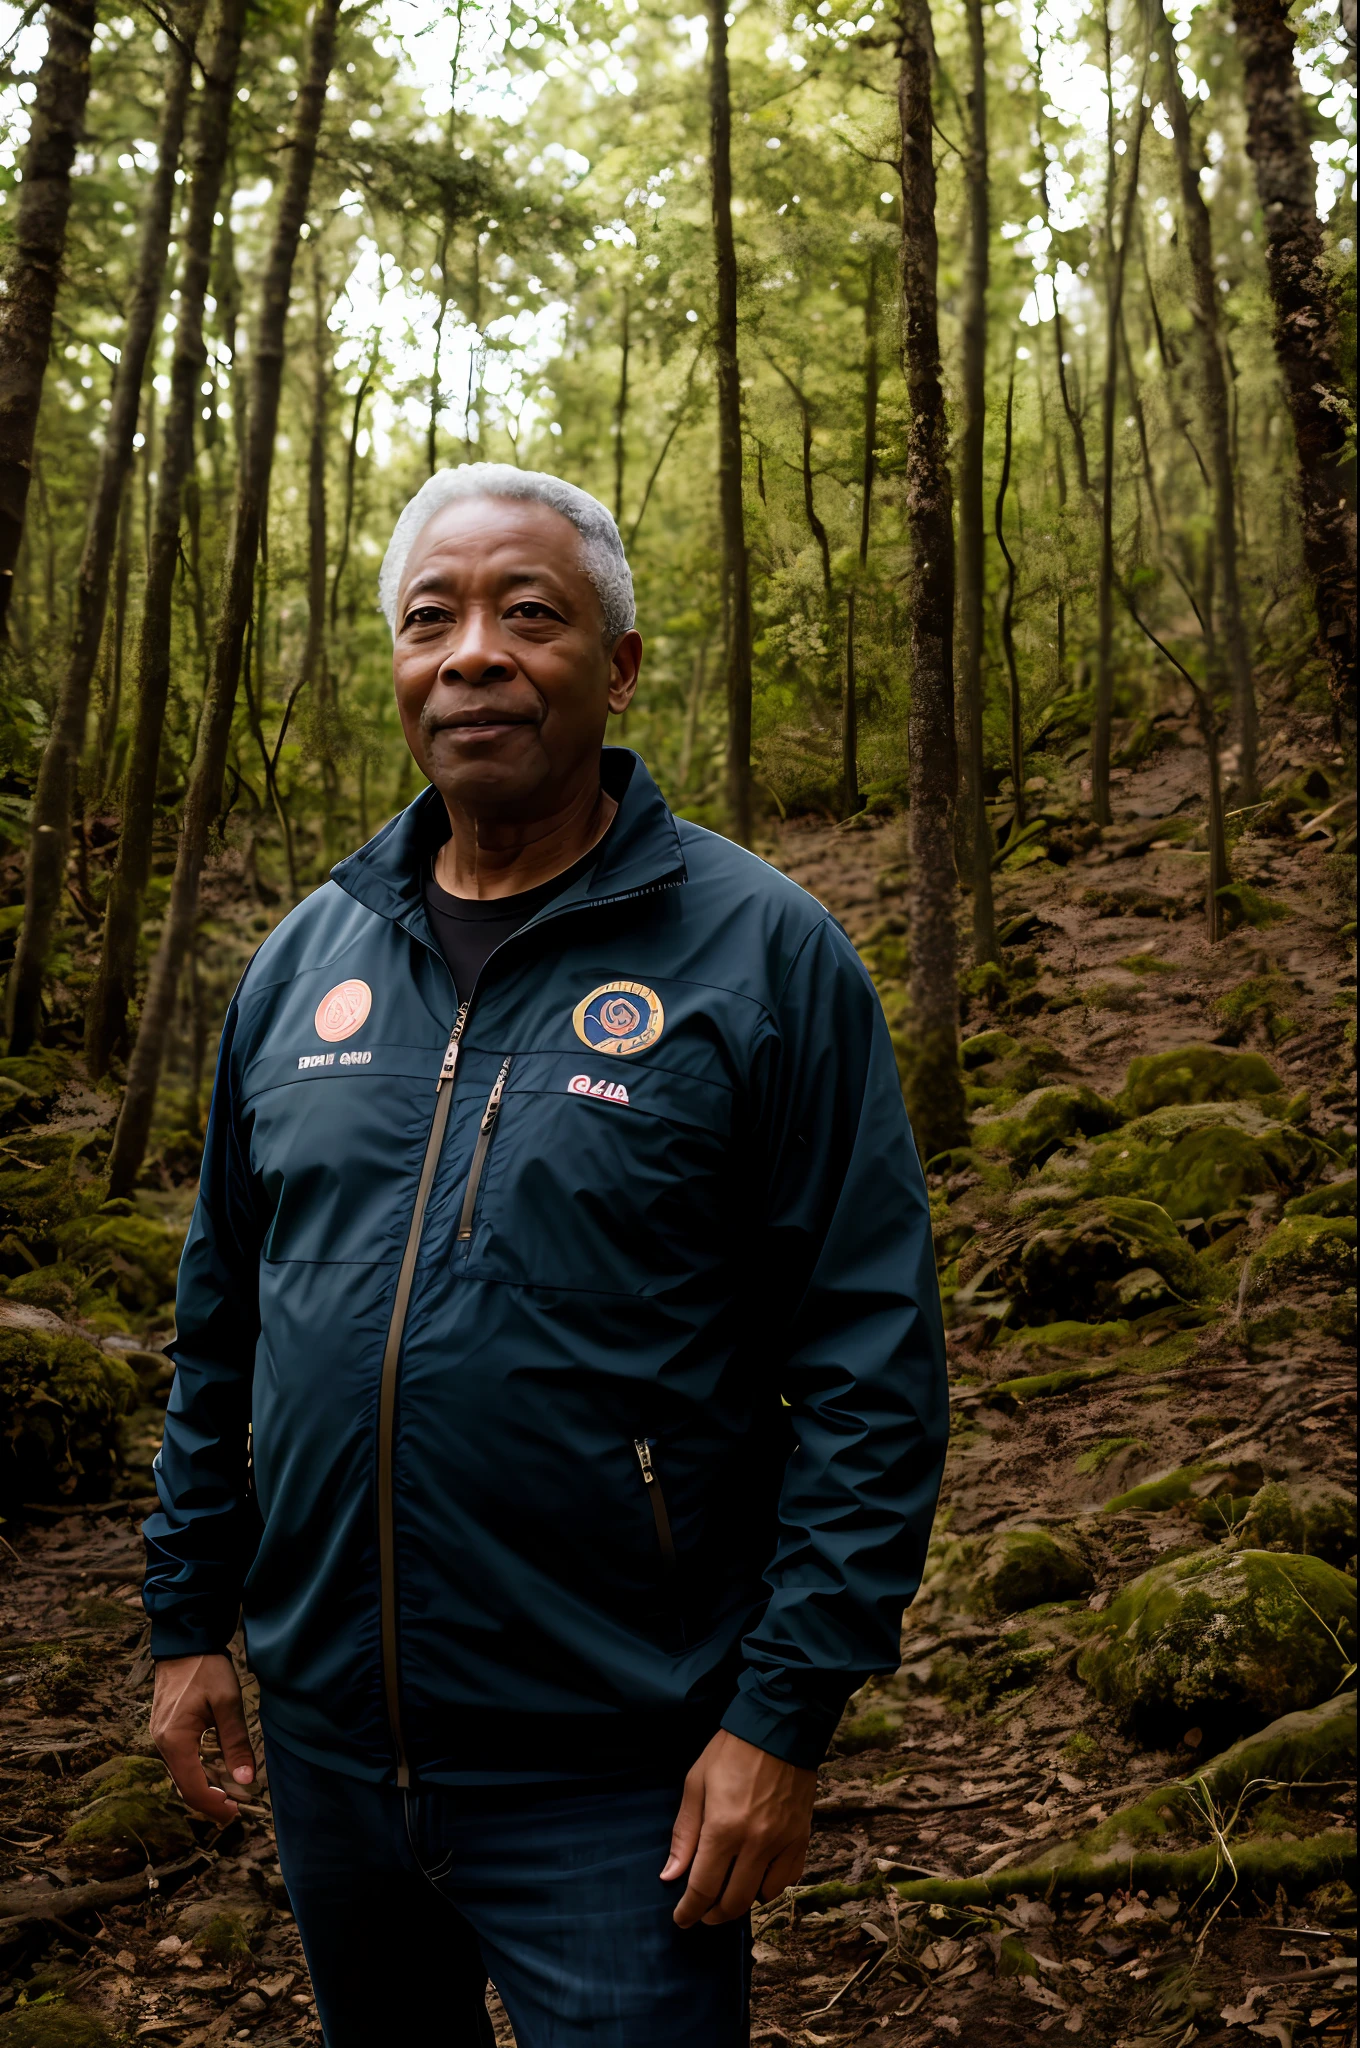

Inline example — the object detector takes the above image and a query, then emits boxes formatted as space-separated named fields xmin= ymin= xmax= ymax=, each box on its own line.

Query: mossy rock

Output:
xmin=1118 ymin=1045 xmax=1283 ymax=1116
xmin=0 ymin=1325 xmax=137 ymax=1511
xmin=1079 ymin=1109 xmax=1320 ymax=1223
xmin=1103 ymin=1457 xmax=1264 ymax=1515
xmin=1010 ymin=1319 xmax=1133 ymax=1355
xmin=0 ymin=2008 xmax=119 ymax=2048
xmin=972 ymin=1528 xmax=1095 ymax=1614
xmin=976 ymin=1085 xmax=1124 ymax=1172
xmin=1233 ymin=1481 xmax=1358 ymax=1568
xmin=1006 ymin=1198 xmax=1199 ymax=1323
xmin=55 ymin=1209 xmax=184 ymax=1315
xmin=28 ymin=1650 xmax=96 ymax=1715
xmin=989 ymin=1362 xmax=1125 ymax=1403
xmin=0 ymin=1049 xmax=74 ymax=1133
xmin=0 ymin=1131 xmax=100 ymax=1244
xmin=2 ymin=1262 xmax=84 ymax=1316
xmin=1247 ymin=1214 xmax=1357 ymax=1297
xmin=960 ymin=1030 xmax=1023 ymax=1070
xmin=1077 ymin=1548 xmax=1357 ymax=1746
xmin=1286 ymin=1176 xmax=1357 ymax=1219
xmin=63 ymin=1758 xmax=194 ymax=1875
xmin=833 ymin=1702 xmax=905 ymax=1754
xmin=1321 ymin=1287 xmax=1357 ymax=1341
xmin=77 ymin=1754 xmax=168 ymax=1798
xmin=176 ymin=1894 xmax=271 ymax=1960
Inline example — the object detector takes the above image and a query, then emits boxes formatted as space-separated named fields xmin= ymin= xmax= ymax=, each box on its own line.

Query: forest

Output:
xmin=0 ymin=0 xmax=1355 ymax=2034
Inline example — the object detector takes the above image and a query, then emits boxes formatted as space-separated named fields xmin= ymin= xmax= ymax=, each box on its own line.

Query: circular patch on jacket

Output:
xmin=572 ymin=981 xmax=664 ymax=1057
xmin=314 ymin=979 xmax=372 ymax=1043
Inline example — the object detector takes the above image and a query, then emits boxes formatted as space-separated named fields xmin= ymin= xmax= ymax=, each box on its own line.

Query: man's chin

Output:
xmin=427 ymin=743 xmax=551 ymax=815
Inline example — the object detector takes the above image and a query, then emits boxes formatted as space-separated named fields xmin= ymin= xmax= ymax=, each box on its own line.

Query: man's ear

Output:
xmin=607 ymin=630 xmax=643 ymax=716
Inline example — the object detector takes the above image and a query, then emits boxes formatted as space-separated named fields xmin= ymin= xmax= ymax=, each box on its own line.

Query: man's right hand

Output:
xmin=151 ymin=1652 xmax=258 ymax=1822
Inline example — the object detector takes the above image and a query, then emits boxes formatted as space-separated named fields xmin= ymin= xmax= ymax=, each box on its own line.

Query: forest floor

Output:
xmin=0 ymin=685 xmax=1354 ymax=2046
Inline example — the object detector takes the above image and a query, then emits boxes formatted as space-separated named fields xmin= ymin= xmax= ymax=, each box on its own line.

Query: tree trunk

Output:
xmin=612 ymin=292 xmax=630 ymax=525
xmin=1154 ymin=0 xmax=1258 ymax=798
xmin=107 ymin=0 xmax=340 ymax=1194
xmin=0 ymin=0 xmax=97 ymax=640
xmin=305 ymin=259 xmax=338 ymax=870
xmin=958 ymin=0 xmax=996 ymax=963
xmin=843 ymin=259 xmax=878 ymax=817
xmin=1091 ymin=40 xmax=1148 ymax=829
xmin=1034 ymin=41 xmax=1091 ymax=496
xmin=95 ymin=477 xmax=134 ymax=797
xmin=707 ymin=0 xmax=754 ymax=846
xmin=6 ymin=0 xmax=206 ymax=1051
xmin=1231 ymin=0 xmax=1356 ymax=737
xmin=85 ymin=0 xmax=249 ymax=1079
xmin=898 ymin=0 xmax=967 ymax=1164
xmin=995 ymin=365 xmax=1024 ymax=830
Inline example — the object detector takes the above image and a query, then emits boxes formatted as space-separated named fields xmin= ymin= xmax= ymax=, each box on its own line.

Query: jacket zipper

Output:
xmin=376 ymin=1000 xmax=468 ymax=1786
xmin=374 ymin=866 xmax=684 ymax=1787
xmin=633 ymin=1438 xmax=676 ymax=1569
xmin=455 ymin=1056 xmax=513 ymax=1242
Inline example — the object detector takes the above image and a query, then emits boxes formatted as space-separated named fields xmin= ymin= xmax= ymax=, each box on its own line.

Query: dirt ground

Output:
xmin=0 ymin=686 xmax=1354 ymax=2045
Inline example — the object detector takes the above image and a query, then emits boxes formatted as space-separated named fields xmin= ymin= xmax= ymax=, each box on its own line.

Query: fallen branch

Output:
xmin=0 ymin=1848 xmax=214 ymax=1934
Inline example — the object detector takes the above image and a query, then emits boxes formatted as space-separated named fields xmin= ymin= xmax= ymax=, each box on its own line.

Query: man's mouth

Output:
xmin=437 ymin=713 xmax=535 ymax=740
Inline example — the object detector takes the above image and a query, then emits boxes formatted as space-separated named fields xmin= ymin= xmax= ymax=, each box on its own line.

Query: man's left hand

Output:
xmin=662 ymin=1729 xmax=817 ymax=1928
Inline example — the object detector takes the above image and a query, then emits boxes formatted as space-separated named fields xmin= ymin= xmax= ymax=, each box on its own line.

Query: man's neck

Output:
xmin=431 ymin=780 xmax=617 ymax=901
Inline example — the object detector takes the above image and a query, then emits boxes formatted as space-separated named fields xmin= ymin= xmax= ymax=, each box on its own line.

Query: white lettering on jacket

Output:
xmin=297 ymin=1049 xmax=372 ymax=1070
xmin=567 ymin=1073 xmax=629 ymax=1104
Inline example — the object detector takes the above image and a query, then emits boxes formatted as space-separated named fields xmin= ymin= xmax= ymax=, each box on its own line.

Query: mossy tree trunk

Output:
xmin=957 ymin=0 xmax=997 ymax=964
xmin=1154 ymin=0 xmax=1259 ymax=801
xmin=0 ymin=0 xmax=97 ymax=643
xmin=708 ymin=0 xmax=754 ymax=847
xmin=1230 ymin=0 xmax=1356 ymax=740
xmin=898 ymin=0 xmax=968 ymax=1164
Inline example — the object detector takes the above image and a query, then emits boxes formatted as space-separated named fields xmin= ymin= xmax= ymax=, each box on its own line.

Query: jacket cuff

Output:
xmin=148 ymin=1617 xmax=235 ymax=1661
xmin=720 ymin=1676 xmax=847 ymax=1771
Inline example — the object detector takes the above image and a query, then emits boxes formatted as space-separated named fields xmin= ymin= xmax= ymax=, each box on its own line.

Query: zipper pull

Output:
xmin=438 ymin=1002 xmax=470 ymax=1089
xmin=480 ymin=1056 xmax=512 ymax=1133
xmin=634 ymin=1438 xmax=656 ymax=1484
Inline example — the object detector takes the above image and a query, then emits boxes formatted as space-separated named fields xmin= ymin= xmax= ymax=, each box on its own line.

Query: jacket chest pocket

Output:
xmin=449 ymin=1052 xmax=737 ymax=1297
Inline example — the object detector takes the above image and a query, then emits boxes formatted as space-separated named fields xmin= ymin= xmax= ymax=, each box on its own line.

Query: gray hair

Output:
xmin=378 ymin=463 xmax=636 ymax=643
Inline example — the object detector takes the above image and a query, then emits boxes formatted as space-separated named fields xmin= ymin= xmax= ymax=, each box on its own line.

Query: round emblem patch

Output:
xmin=314 ymin=979 xmax=372 ymax=1043
xmin=572 ymin=981 xmax=664 ymax=1057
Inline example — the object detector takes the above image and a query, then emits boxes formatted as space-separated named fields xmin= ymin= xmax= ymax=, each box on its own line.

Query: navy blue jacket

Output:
xmin=144 ymin=751 xmax=948 ymax=1784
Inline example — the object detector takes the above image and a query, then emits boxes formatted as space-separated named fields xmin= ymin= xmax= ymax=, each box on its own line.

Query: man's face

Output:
xmin=392 ymin=495 xmax=642 ymax=818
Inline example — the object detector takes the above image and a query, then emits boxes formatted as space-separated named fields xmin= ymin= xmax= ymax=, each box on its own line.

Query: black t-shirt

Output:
xmin=423 ymin=835 xmax=608 ymax=1005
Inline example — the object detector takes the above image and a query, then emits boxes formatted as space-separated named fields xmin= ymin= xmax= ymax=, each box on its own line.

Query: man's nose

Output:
xmin=438 ymin=609 xmax=516 ymax=685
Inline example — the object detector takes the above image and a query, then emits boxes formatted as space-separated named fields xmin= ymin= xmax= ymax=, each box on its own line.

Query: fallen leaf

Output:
xmin=1065 ymin=2012 xmax=1085 ymax=2035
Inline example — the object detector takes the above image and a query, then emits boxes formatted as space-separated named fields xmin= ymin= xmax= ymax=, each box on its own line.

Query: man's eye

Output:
xmin=403 ymin=606 xmax=450 ymax=628
xmin=506 ymin=601 xmax=560 ymax=621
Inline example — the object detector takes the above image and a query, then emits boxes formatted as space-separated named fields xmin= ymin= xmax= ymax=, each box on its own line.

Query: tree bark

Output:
xmin=612 ymin=292 xmax=630 ymax=525
xmin=843 ymin=257 xmax=879 ymax=817
xmin=6 ymin=0 xmax=204 ymax=1053
xmin=305 ymin=258 xmax=338 ymax=870
xmin=1091 ymin=39 xmax=1148 ymax=829
xmin=0 ymin=0 xmax=97 ymax=640
xmin=1154 ymin=0 xmax=1258 ymax=797
xmin=107 ymin=0 xmax=340 ymax=1194
xmin=86 ymin=0 xmax=249 ymax=1080
xmin=707 ymin=0 xmax=754 ymax=846
xmin=995 ymin=365 xmax=1024 ymax=830
xmin=898 ymin=0 xmax=967 ymax=1164
xmin=958 ymin=0 xmax=996 ymax=963
xmin=1231 ymin=0 xmax=1356 ymax=736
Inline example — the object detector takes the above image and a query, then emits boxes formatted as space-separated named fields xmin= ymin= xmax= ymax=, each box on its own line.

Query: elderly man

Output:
xmin=144 ymin=465 xmax=947 ymax=2047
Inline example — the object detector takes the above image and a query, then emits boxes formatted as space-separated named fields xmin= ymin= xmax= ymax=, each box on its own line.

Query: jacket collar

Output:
xmin=330 ymin=748 xmax=687 ymax=936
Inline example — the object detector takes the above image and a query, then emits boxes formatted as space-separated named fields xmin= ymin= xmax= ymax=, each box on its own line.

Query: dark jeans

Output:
xmin=264 ymin=1736 xmax=751 ymax=2047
